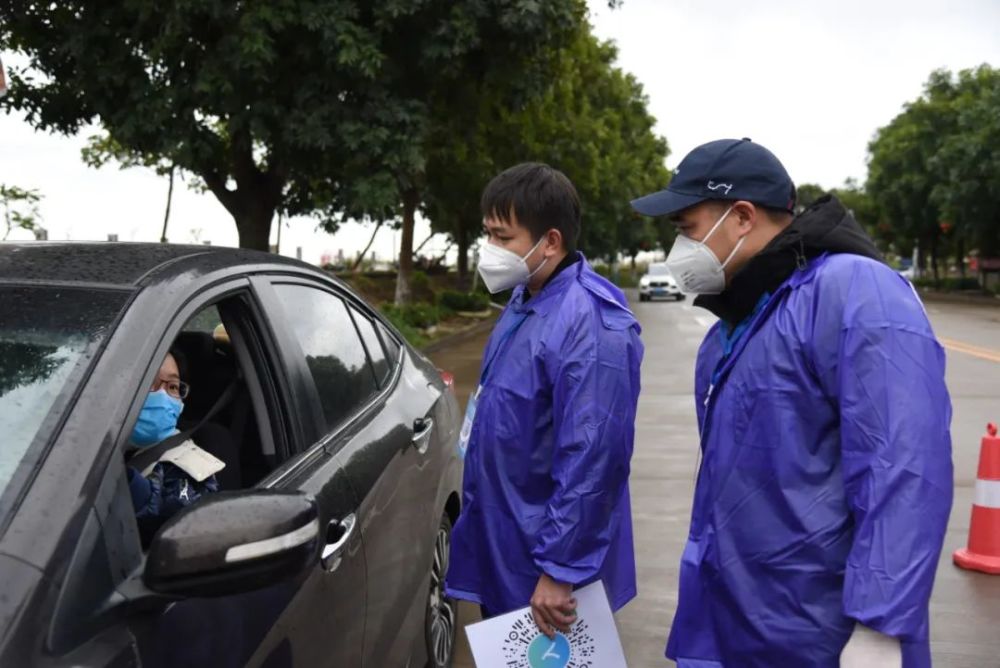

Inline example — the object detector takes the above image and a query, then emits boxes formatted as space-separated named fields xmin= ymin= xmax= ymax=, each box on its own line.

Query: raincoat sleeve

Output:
xmin=531 ymin=306 xmax=640 ymax=584
xmin=810 ymin=258 xmax=953 ymax=668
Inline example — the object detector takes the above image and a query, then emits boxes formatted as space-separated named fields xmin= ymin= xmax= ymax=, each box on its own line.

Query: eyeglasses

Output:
xmin=153 ymin=376 xmax=190 ymax=400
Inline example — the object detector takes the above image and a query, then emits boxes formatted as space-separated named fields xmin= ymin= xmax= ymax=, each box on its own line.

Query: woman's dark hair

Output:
xmin=480 ymin=162 xmax=581 ymax=253
xmin=167 ymin=345 xmax=188 ymax=382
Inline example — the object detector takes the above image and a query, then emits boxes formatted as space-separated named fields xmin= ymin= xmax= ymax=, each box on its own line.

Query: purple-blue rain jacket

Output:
xmin=446 ymin=254 xmax=643 ymax=615
xmin=668 ymin=247 xmax=953 ymax=668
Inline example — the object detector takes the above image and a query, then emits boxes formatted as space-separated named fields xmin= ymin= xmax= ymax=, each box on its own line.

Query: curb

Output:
xmin=919 ymin=290 xmax=1000 ymax=308
xmin=421 ymin=311 xmax=499 ymax=354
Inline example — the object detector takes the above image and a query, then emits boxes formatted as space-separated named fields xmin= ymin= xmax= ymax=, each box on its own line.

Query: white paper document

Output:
xmin=464 ymin=580 xmax=627 ymax=668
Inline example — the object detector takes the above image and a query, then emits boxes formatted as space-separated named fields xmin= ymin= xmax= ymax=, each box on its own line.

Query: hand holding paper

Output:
xmin=465 ymin=581 xmax=627 ymax=668
xmin=530 ymin=573 xmax=577 ymax=638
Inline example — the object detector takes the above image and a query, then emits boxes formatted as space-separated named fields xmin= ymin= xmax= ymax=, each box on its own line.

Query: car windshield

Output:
xmin=647 ymin=264 xmax=671 ymax=276
xmin=0 ymin=285 xmax=128 ymax=503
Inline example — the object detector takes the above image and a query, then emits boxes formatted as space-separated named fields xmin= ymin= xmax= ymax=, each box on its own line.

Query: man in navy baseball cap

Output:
xmin=629 ymin=138 xmax=799 ymax=298
xmin=633 ymin=138 xmax=951 ymax=668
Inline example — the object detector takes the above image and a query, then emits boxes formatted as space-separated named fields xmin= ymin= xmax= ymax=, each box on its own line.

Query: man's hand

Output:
xmin=530 ymin=573 xmax=577 ymax=639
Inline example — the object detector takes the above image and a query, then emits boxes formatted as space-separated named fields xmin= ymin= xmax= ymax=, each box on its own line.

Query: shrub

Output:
xmin=944 ymin=277 xmax=983 ymax=291
xmin=381 ymin=302 xmax=441 ymax=329
xmin=592 ymin=264 xmax=612 ymax=279
xmin=381 ymin=310 xmax=428 ymax=348
xmin=348 ymin=274 xmax=378 ymax=300
xmin=410 ymin=271 xmax=435 ymax=303
xmin=913 ymin=276 xmax=984 ymax=292
xmin=439 ymin=290 xmax=491 ymax=312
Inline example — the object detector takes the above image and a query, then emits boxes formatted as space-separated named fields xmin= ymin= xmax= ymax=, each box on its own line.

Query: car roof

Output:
xmin=0 ymin=242 xmax=317 ymax=288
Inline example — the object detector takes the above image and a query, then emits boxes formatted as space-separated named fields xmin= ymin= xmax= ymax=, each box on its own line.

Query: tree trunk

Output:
xmin=235 ymin=206 xmax=274 ymax=251
xmin=930 ymin=235 xmax=940 ymax=283
xmin=395 ymin=188 xmax=419 ymax=305
xmin=957 ymin=236 xmax=966 ymax=278
xmin=354 ymin=220 xmax=384 ymax=272
xmin=200 ymin=128 xmax=286 ymax=253
xmin=160 ymin=165 xmax=175 ymax=243
xmin=457 ymin=224 xmax=470 ymax=283
xmin=275 ymin=211 xmax=283 ymax=254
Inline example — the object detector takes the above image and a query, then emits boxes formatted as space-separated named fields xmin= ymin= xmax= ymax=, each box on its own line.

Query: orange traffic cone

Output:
xmin=954 ymin=423 xmax=1000 ymax=574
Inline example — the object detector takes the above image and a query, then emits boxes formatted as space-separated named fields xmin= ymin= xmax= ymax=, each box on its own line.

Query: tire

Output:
xmin=639 ymin=294 xmax=649 ymax=302
xmin=425 ymin=514 xmax=457 ymax=668
xmin=677 ymin=294 xmax=686 ymax=301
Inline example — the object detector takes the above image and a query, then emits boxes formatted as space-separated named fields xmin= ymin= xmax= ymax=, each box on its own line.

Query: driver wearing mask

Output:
xmin=126 ymin=348 xmax=225 ymax=545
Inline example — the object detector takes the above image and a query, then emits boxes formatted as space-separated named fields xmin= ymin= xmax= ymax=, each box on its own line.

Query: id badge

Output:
xmin=457 ymin=385 xmax=482 ymax=459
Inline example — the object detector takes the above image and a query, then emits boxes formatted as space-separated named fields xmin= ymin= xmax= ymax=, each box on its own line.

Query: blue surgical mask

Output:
xmin=131 ymin=389 xmax=184 ymax=446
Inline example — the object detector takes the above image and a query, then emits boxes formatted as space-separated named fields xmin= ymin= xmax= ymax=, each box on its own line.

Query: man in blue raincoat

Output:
xmin=446 ymin=162 xmax=644 ymax=637
xmin=632 ymin=139 xmax=952 ymax=668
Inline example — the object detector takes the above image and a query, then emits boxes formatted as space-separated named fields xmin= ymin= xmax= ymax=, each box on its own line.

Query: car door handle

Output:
xmin=321 ymin=513 xmax=356 ymax=573
xmin=412 ymin=417 xmax=434 ymax=454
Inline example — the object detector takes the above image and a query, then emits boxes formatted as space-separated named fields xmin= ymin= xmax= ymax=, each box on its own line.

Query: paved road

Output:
xmin=429 ymin=295 xmax=1000 ymax=667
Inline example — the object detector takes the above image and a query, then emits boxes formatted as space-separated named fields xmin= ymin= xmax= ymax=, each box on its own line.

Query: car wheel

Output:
xmin=677 ymin=294 xmax=686 ymax=301
xmin=639 ymin=295 xmax=648 ymax=302
xmin=426 ymin=514 xmax=457 ymax=668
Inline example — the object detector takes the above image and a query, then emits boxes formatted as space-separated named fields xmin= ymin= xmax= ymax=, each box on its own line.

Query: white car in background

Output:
xmin=639 ymin=263 xmax=684 ymax=302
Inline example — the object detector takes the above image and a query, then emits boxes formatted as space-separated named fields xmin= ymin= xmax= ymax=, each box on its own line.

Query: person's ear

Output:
xmin=544 ymin=228 xmax=564 ymax=257
xmin=731 ymin=201 xmax=757 ymax=237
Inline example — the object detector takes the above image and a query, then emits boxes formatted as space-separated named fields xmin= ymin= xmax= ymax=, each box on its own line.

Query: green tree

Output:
xmin=866 ymin=70 xmax=959 ymax=278
xmin=351 ymin=2 xmax=586 ymax=304
xmin=0 ymin=184 xmax=42 ymax=240
xmin=794 ymin=183 xmax=827 ymax=213
xmin=929 ymin=65 xmax=1000 ymax=267
xmin=0 ymin=0 xmax=584 ymax=273
xmin=424 ymin=25 xmax=669 ymax=282
xmin=867 ymin=65 xmax=1000 ymax=279
xmin=831 ymin=178 xmax=878 ymax=246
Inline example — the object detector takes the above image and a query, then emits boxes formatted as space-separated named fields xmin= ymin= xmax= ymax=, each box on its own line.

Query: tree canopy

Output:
xmin=866 ymin=64 xmax=1000 ymax=278
xmin=424 ymin=25 xmax=669 ymax=280
xmin=0 ymin=1 xmax=582 ymax=252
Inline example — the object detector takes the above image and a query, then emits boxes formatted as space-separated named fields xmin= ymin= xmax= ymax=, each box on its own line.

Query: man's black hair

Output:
xmin=480 ymin=162 xmax=581 ymax=253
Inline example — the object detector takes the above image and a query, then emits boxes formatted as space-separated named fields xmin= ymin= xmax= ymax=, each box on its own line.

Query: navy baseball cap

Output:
xmin=631 ymin=138 xmax=796 ymax=217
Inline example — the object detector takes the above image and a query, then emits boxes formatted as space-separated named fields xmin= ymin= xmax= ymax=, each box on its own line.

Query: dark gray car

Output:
xmin=0 ymin=242 xmax=463 ymax=667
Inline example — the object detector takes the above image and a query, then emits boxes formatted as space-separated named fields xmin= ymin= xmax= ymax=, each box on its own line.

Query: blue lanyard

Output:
xmin=480 ymin=311 xmax=530 ymax=385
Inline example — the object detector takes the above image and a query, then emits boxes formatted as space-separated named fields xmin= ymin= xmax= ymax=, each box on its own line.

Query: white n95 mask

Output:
xmin=666 ymin=205 xmax=744 ymax=295
xmin=477 ymin=237 xmax=548 ymax=294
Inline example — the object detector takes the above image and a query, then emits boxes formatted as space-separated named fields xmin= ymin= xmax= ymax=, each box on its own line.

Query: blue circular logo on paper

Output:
xmin=526 ymin=632 xmax=571 ymax=668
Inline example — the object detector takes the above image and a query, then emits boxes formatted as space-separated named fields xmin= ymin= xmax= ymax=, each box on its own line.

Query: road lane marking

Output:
xmin=939 ymin=337 xmax=1000 ymax=364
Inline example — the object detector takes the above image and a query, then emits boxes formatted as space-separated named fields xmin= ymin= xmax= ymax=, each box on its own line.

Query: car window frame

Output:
xmin=250 ymin=274 xmax=403 ymax=458
xmin=347 ymin=303 xmax=393 ymax=390
xmin=45 ymin=277 xmax=309 ymax=654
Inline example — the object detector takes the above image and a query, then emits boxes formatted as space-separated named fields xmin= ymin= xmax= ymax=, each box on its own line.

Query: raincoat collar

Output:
xmin=695 ymin=195 xmax=883 ymax=328
xmin=510 ymin=251 xmax=588 ymax=315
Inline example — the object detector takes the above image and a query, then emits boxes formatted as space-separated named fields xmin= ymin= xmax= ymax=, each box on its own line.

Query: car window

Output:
xmin=648 ymin=264 xmax=671 ymax=276
xmin=377 ymin=321 xmax=402 ymax=365
xmin=272 ymin=284 xmax=379 ymax=431
xmin=182 ymin=304 xmax=225 ymax=335
xmin=349 ymin=305 xmax=391 ymax=387
xmin=0 ymin=286 xmax=127 ymax=500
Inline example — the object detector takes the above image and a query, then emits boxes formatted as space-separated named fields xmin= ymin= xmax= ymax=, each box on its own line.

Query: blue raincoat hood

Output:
xmin=446 ymin=254 xmax=644 ymax=614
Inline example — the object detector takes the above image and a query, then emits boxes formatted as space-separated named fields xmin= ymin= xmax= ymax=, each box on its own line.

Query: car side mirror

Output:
xmin=144 ymin=490 xmax=320 ymax=598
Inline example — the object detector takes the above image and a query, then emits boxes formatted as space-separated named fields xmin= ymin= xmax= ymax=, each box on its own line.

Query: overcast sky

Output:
xmin=2 ymin=0 xmax=999 ymax=261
